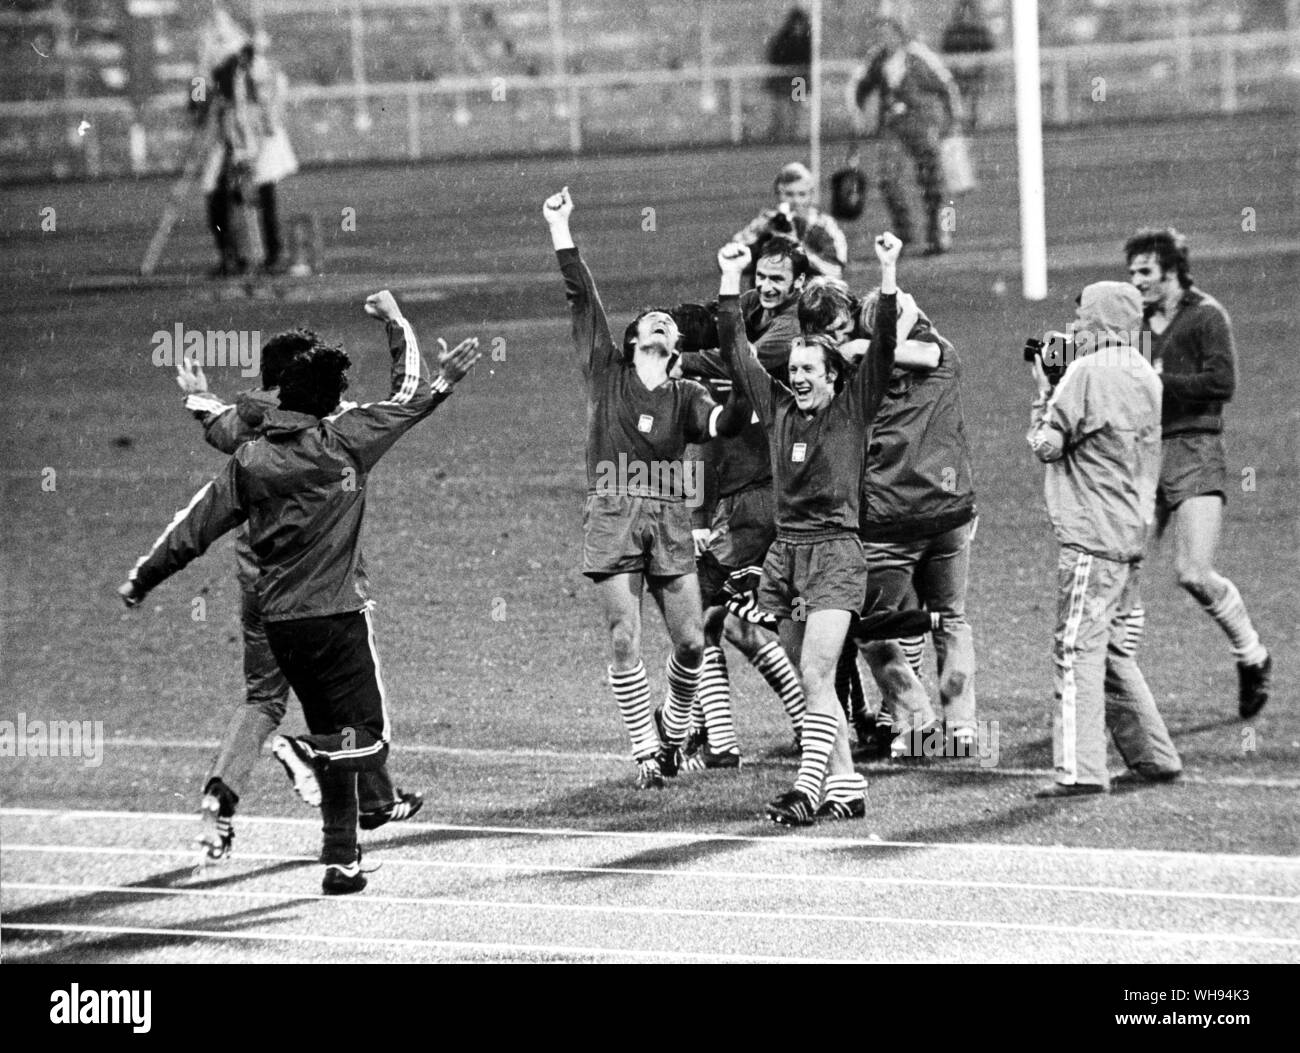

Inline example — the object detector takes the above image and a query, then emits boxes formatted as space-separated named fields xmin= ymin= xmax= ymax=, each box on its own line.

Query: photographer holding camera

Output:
xmin=733 ymin=162 xmax=849 ymax=280
xmin=1026 ymin=282 xmax=1182 ymax=798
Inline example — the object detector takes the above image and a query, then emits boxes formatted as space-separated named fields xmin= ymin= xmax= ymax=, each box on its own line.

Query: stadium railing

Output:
xmin=1 ymin=29 xmax=1296 ymax=181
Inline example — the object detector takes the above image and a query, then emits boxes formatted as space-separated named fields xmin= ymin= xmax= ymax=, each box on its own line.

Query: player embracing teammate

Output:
xmin=717 ymin=232 xmax=903 ymax=824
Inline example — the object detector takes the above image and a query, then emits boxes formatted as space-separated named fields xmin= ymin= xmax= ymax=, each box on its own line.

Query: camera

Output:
xmin=1022 ymin=332 xmax=1070 ymax=388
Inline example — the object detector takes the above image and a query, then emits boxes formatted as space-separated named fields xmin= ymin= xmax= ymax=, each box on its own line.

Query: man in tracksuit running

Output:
xmin=120 ymin=292 xmax=481 ymax=892
xmin=174 ymin=332 xmax=423 ymax=865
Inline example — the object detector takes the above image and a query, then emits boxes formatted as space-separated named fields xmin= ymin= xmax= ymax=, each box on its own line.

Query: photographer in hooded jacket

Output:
xmin=1026 ymin=282 xmax=1183 ymax=798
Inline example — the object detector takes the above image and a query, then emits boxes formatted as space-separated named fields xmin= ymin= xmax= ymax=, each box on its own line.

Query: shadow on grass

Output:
xmin=837 ymin=793 xmax=1082 ymax=859
xmin=1171 ymin=715 xmax=1241 ymax=736
xmin=4 ymin=861 xmax=320 ymax=963
xmin=3 ymin=860 xmax=315 ymax=938
xmin=7 ymin=900 xmax=314 ymax=964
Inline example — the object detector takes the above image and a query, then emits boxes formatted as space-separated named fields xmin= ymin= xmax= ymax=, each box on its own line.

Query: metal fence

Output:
xmin=1 ymin=27 xmax=1296 ymax=182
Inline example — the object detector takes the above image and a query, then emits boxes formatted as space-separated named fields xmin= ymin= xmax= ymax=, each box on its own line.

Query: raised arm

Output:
xmin=891 ymin=292 xmax=942 ymax=370
xmin=717 ymin=243 xmax=780 ymax=428
xmin=329 ymin=290 xmax=480 ymax=473
xmin=545 ymin=187 xmax=620 ymax=379
xmin=174 ymin=353 xmax=252 ymax=455
xmin=851 ymin=233 xmax=904 ymax=422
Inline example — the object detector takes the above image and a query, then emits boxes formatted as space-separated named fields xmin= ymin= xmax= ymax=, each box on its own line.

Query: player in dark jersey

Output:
xmin=543 ymin=187 xmax=745 ymax=790
xmin=1125 ymin=228 xmax=1271 ymax=718
xmin=717 ymin=232 xmax=902 ymax=825
xmin=675 ymin=237 xmax=810 ymax=766
xmin=797 ymin=274 xmax=957 ymax=758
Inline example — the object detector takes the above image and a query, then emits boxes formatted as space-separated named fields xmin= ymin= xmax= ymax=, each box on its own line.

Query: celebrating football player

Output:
xmin=716 ymin=232 xmax=902 ymax=825
xmin=543 ymin=187 xmax=747 ymax=789
xmin=121 ymin=292 xmax=480 ymax=893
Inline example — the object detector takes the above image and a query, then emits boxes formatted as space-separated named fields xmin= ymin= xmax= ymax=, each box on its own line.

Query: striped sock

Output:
xmin=822 ymin=772 xmax=868 ymax=804
xmin=660 ymin=654 xmax=699 ymax=746
xmin=609 ymin=662 xmax=659 ymax=760
xmin=793 ymin=711 xmax=839 ymax=802
xmin=697 ymin=646 xmax=739 ymax=753
xmin=900 ymin=636 xmax=926 ymax=679
xmin=751 ymin=640 xmax=805 ymax=733
xmin=1109 ymin=606 xmax=1145 ymax=658
xmin=1204 ymin=580 xmax=1268 ymax=666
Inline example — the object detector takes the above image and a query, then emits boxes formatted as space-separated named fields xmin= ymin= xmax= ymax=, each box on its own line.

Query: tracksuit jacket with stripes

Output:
xmin=128 ymin=317 xmax=451 ymax=621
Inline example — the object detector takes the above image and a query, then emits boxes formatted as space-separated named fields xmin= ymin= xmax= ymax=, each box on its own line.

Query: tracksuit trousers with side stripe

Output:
xmin=208 ymin=587 xmax=399 ymax=813
xmin=266 ymin=607 xmax=391 ymax=865
xmin=1052 ymin=547 xmax=1182 ymax=789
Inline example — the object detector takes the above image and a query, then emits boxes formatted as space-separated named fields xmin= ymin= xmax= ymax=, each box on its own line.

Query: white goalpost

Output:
xmin=1013 ymin=0 xmax=1048 ymax=299
xmin=809 ymin=0 xmax=823 ymax=191
xmin=807 ymin=0 xmax=1048 ymax=297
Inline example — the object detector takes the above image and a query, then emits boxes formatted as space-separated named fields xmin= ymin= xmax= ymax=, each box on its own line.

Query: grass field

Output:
xmin=1 ymin=111 xmax=1297 ymax=963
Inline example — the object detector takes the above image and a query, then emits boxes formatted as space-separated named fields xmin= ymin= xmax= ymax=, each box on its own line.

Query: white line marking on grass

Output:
xmin=65 ymin=738 xmax=1300 ymax=789
xmin=6 ymin=844 xmax=1299 ymax=906
xmin=0 ymin=922 xmax=866 ymax=964
xmin=96 ymin=736 xmax=630 ymax=763
xmin=5 ymin=882 xmax=1296 ymax=948
xmin=6 ymin=808 xmax=1300 ymax=865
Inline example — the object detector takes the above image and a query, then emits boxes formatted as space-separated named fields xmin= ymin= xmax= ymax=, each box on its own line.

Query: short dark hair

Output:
xmin=276 ymin=342 xmax=351 ymax=418
xmin=792 ymin=331 xmax=850 ymax=393
xmin=755 ymin=235 xmax=811 ymax=283
xmin=621 ymin=306 xmax=677 ymax=362
xmin=797 ymin=276 xmax=854 ymax=334
xmin=1124 ymin=227 xmax=1192 ymax=289
xmin=260 ymin=328 xmax=320 ymax=389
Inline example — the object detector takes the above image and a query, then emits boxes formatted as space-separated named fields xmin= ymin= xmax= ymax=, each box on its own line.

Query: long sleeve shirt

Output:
xmin=129 ymin=318 xmax=452 ymax=620
xmin=1143 ymin=287 xmax=1237 ymax=436
xmin=720 ymin=292 xmax=897 ymax=539
xmin=557 ymin=246 xmax=719 ymax=501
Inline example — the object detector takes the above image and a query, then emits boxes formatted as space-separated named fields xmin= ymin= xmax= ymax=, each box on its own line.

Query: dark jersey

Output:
xmin=558 ymin=247 xmax=716 ymax=501
xmin=129 ymin=319 xmax=452 ymax=621
xmin=680 ymin=290 xmax=800 ymax=504
xmin=1141 ymin=287 xmax=1236 ymax=437
xmin=721 ymin=292 xmax=897 ymax=538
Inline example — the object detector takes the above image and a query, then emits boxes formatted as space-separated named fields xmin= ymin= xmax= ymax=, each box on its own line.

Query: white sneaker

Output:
xmin=271 ymin=735 xmax=322 ymax=807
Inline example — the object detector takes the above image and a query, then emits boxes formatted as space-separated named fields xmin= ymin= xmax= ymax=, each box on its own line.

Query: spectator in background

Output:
xmin=734 ymin=162 xmax=848 ymax=280
xmin=194 ymin=5 xmax=249 ymax=275
xmin=240 ymin=32 xmax=298 ymax=274
xmin=849 ymin=17 xmax=964 ymax=256
xmin=193 ymin=8 xmax=296 ymax=276
xmin=941 ymin=0 xmax=996 ymax=132
xmin=765 ymin=6 xmax=812 ymax=143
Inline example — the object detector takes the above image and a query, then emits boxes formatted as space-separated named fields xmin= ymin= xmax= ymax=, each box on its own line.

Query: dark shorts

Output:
xmin=264 ymin=608 xmax=389 ymax=745
xmin=582 ymin=492 xmax=696 ymax=579
xmin=1158 ymin=432 xmax=1227 ymax=511
xmin=758 ymin=534 xmax=870 ymax=620
xmin=697 ymin=485 xmax=777 ymax=604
